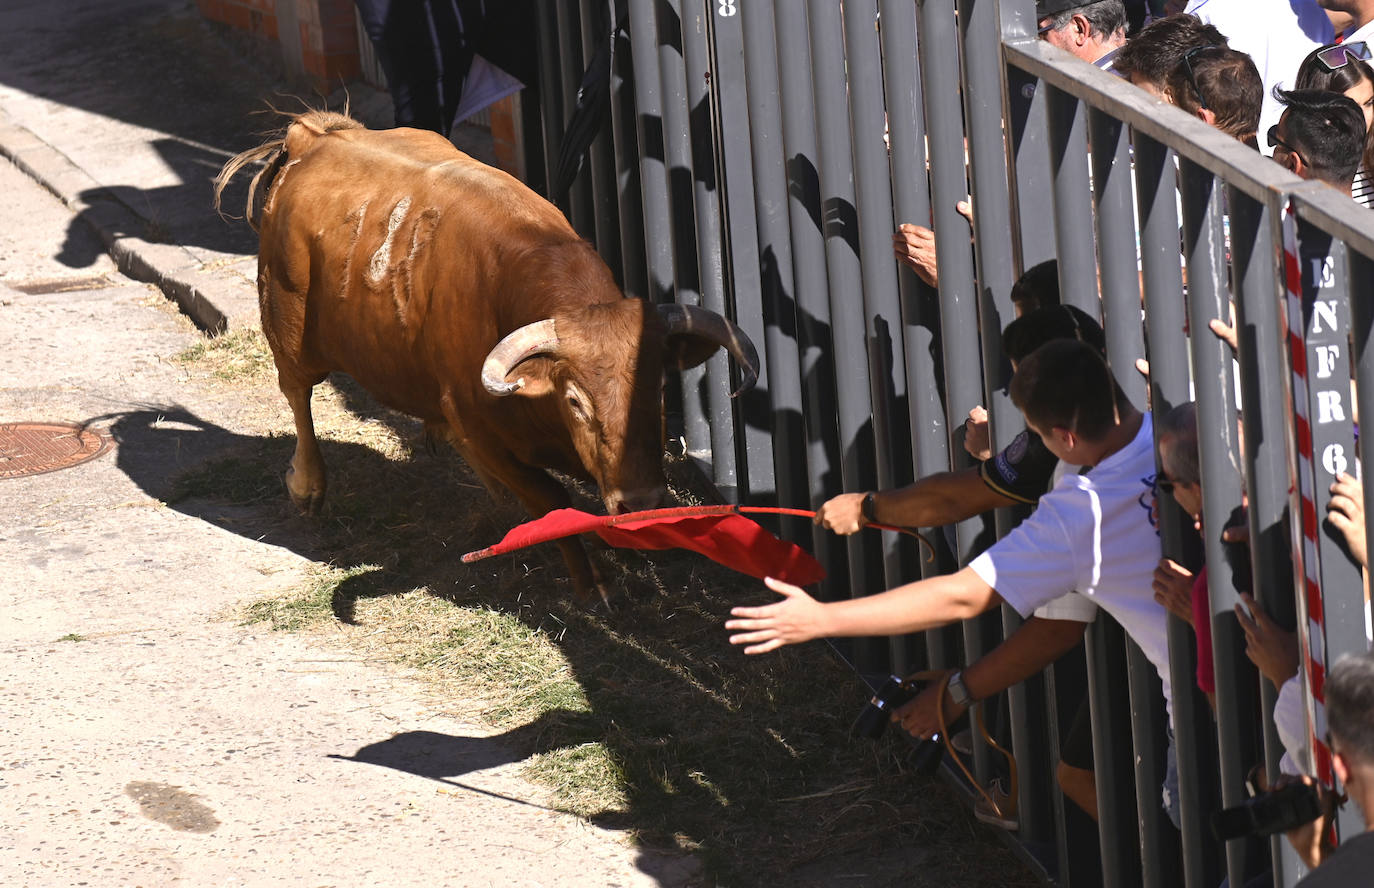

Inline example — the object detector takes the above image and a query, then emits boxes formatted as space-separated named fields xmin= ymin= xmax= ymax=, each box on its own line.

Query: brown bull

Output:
xmin=214 ymin=111 xmax=758 ymax=600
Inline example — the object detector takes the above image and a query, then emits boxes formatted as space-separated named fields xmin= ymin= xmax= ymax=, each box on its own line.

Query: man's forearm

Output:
xmin=818 ymin=567 xmax=1003 ymax=638
xmin=962 ymin=617 xmax=1088 ymax=702
xmin=872 ymin=466 xmax=1014 ymax=528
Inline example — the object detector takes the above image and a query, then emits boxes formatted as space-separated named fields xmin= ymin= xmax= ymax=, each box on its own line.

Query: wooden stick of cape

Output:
xmin=461 ymin=505 xmax=934 ymax=586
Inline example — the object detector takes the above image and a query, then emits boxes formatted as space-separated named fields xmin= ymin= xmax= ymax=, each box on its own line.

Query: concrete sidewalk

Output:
xmin=0 ymin=0 xmax=399 ymax=334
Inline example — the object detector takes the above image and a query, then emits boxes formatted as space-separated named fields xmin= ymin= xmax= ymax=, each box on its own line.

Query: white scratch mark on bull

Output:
xmin=263 ymin=158 xmax=301 ymax=215
xmin=392 ymin=207 xmax=441 ymax=330
xmin=338 ymin=200 xmax=369 ymax=300
xmin=366 ymin=196 xmax=412 ymax=286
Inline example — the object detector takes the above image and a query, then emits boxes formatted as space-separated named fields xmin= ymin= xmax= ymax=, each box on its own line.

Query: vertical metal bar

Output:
xmin=736 ymin=0 xmax=808 ymax=519
xmin=534 ymin=4 xmax=565 ymax=202
xmin=771 ymin=0 xmax=847 ymax=604
xmin=1044 ymin=84 xmax=1098 ymax=312
xmin=962 ymin=0 xmax=1053 ymax=846
xmin=1085 ymin=617 xmax=1145 ymax=888
xmin=1045 ymin=80 xmax=1136 ymax=885
xmin=707 ymin=0 xmax=780 ymax=507
xmin=675 ymin=0 xmax=739 ymax=498
xmin=606 ymin=0 xmax=648 ymax=300
xmin=578 ymin=0 xmax=623 ymax=273
xmin=1089 ymin=108 xmax=1174 ymax=887
xmin=555 ymin=1 xmax=595 ymax=237
xmin=1135 ymin=131 xmax=1219 ymax=888
xmin=1000 ymin=0 xmax=1054 ymax=270
xmin=1353 ymin=247 xmax=1374 ymax=649
xmin=625 ymin=0 xmax=677 ymax=307
xmin=916 ymin=0 xmax=994 ymax=782
xmin=1227 ymin=186 xmax=1306 ymax=887
xmin=879 ymin=0 xmax=956 ymax=672
xmin=1179 ymin=156 xmax=1258 ymax=888
xmin=653 ymin=0 xmax=713 ymax=468
xmin=805 ymin=0 xmax=883 ymax=671
xmin=841 ymin=0 xmax=914 ymax=647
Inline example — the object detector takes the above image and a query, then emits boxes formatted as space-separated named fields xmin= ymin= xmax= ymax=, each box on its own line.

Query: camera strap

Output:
xmin=909 ymin=669 xmax=1019 ymax=827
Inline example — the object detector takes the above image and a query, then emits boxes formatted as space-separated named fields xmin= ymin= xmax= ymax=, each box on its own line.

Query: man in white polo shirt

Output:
xmin=725 ymin=339 xmax=1175 ymax=814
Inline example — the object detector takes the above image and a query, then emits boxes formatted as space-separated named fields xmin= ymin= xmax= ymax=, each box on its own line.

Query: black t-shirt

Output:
xmin=1296 ymin=829 xmax=1374 ymax=887
xmin=978 ymin=429 xmax=1059 ymax=505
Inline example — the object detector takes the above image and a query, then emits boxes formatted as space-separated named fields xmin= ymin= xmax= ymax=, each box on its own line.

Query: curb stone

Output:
xmin=0 ymin=108 xmax=255 ymax=334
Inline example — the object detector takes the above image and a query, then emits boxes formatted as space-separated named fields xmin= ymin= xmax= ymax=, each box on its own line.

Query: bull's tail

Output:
xmin=213 ymin=110 xmax=364 ymax=232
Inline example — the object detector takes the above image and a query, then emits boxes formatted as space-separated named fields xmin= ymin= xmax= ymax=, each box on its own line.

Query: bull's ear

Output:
xmin=663 ymin=336 xmax=720 ymax=372
xmin=507 ymin=356 xmax=557 ymax=398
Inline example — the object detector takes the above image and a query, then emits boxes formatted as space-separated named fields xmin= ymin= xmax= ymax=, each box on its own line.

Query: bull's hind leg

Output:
xmin=279 ymin=372 xmax=328 ymax=513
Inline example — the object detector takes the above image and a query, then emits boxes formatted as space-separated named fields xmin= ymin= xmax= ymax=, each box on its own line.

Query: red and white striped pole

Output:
xmin=1283 ymin=201 xmax=1334 ymax=787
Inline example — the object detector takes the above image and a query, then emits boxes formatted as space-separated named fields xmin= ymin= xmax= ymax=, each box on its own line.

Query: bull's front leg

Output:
xmin=279 ymin=374 xmax=327 ymax=514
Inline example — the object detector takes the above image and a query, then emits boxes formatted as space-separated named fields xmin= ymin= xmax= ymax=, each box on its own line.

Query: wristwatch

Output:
xmin=946 ymin=670 xmax=973 ymax=707
xmin=861 ymin=491 xmax=877 ymax=525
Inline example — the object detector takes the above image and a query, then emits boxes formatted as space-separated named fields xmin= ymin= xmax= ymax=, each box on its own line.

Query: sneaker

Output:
xmin=973 ymin=777 xmax=1018 ymax=831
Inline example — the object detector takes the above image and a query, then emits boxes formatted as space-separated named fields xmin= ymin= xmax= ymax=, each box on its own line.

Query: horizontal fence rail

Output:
xmin=529 ymin=0 xmax=1374 ymax=884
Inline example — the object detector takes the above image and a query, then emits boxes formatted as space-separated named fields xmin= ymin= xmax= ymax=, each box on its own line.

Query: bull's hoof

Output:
xmin=283 ymin=467 xmax=325 ymax=515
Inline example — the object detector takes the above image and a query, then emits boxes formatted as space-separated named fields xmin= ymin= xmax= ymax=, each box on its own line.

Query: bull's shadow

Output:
xmin=100 ymin=399 xmax=987 ymax=886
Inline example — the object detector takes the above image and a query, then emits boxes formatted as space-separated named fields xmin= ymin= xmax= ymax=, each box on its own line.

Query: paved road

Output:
xmin=0 ymin=128 xmax=693 ymax=888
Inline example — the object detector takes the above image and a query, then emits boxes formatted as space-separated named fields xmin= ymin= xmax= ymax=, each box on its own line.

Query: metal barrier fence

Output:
xmin=526 ymin=1 xmax=1374 ymax=885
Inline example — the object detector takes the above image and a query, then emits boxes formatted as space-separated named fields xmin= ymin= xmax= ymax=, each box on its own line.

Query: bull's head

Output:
xmin=480 ymin=301 xmax=759 ymax=514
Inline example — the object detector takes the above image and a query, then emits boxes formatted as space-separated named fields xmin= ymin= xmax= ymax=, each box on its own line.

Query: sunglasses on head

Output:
xmin=1316 ymin=41 xmax=1371 ymax=72
xmin=1179 ymin=44 xmax=1222 ymax=112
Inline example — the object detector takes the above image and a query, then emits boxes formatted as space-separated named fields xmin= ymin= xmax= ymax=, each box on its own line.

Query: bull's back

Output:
xmin=258 ymin=124 xmax=574 ymax=420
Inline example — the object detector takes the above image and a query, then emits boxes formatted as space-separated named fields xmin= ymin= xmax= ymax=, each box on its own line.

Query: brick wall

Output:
xmin=198 ymin=0 xmax=359 ymax=87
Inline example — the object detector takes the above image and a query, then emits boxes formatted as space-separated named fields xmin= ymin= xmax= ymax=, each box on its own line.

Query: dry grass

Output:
xmin=175 ymin=327 xmax=276 ymax=382
xmin=170 ymin=348 xmax=1038 ymax=888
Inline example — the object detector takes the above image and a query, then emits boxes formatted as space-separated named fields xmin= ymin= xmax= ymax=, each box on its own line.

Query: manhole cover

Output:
xmin=0 ymin=422 xmax=112 ymax=479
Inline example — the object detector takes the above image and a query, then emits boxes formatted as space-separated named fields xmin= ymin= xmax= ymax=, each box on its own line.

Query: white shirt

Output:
xmin=1186 ymin=0 xmax=1336 ymax=154
xmin=1274 ymin=675 xmax=1310 ymax=777
xmin=970 ymin=413 xmax=1172 ymax=719
xmin=1033 ymin=460 xmax=1100 ymax=623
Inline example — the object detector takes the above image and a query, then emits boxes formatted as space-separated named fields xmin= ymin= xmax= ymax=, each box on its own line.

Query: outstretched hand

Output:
xmin=725 ymin=577 xmax=828 ymax=654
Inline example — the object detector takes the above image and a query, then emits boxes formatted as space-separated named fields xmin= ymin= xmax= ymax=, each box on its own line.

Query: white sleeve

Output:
xmin=970 ymin=494 xmax=1083 ymax=618
xmin=1033 ymin=592 xmax=1098 ymax=623
xmin=1274 ymin=675 xmax=1310 ymax=777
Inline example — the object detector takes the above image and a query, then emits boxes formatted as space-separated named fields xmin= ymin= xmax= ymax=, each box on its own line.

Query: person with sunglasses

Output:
xmin=1269 ymin=87 xmax=1367 ymax=195
xmin=1296 ymin=40 xmax=1374 ymax=206
xmin=1162 ymin=42 xmax=1265 ymax=147
xmin=1113 ymin=12 xmax=1228 ymax=100
xmin=1037 ymin=0 xmax=1130 ymax=67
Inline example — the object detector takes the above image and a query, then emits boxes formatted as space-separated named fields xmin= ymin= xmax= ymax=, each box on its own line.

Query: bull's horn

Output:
xmin=481 ymin=319 xmax=560 ymax=396
xmin=657 ymin=304 xmax=760 ymax=396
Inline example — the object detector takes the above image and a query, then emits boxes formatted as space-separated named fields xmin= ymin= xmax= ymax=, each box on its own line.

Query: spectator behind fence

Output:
xmin=1183 ymin=0 xmax=1340 ymax=152
xmin=1114 ymin=12 xmax=1227 ymax=100
xmin=1294 ymin=41 xmax=1374 ymax=206
xmin=1270 ymin=88 xmax=1368 ymax=194
xmin=1161 ymin=44 xmax=1264 ymax=146
xmin=1153 ymin=403 xmax=1298 ymax=702
xmin=729 ymin=340 xmax=1180 ymax=828
xmin=814 ymin=264 xmax=1072 ymax=537
xmin=1038 ymin=0 xmax=1130 ymax=67
xmin=1284 ymin=650 xmax=1374 ymax=884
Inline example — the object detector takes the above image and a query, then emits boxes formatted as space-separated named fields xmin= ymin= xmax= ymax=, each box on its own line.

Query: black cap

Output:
xmin=1036 ymin=0 xmax=1097 ymax=16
